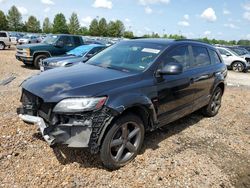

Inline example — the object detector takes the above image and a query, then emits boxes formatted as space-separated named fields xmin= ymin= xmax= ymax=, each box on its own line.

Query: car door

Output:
xmin=189 ymin=45 xmax=216 ymax=110
xmin=156 ymin=45 xmax=197 ymax=126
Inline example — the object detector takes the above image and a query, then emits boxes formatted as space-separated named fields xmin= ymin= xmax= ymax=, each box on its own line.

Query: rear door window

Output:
xmin=191 ymin=46 xmax=211 ymax=67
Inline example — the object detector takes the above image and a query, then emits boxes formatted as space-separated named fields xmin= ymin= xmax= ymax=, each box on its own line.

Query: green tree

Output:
xmin=53 ymin=13 xmax=68 ymax=34
xmin=107 ymin=20 xmax=125 ymax=37
xmin=0 ymin=10 xmax=8 ymax=30
xmin=123 ymin=31 xmax=134 ymax=38
xmin=79 ymin=26 xmax=89 ymax=35
xmin=98 ymin=18 xmax=108 ymax=36
xmin=26 ymin=15 xmax=41 ymax=33
xmin=42 ymin=17 xmax=52 ymax=33
xmin=68 ymin=12 xmax=80 ymax=34
xmin=7 ymin=6 xmax=23 ymax=31
xmin=89 ymin=18 xmax=99 ymax=36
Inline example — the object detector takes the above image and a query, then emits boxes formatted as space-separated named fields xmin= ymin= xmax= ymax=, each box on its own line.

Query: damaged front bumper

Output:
xmin=17 ymin=105 xmax=115 ymax=153
xmin=19 ymin=114 xmax=56 ymax=145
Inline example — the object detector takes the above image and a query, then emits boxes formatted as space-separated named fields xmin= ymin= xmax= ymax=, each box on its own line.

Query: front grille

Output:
xmin=16 ymin=48 xmax=25 ymax=55
xmin=21 ymin=89 xmax=54 ymax=121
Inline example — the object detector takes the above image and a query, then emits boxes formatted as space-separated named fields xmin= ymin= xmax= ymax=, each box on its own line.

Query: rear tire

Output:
xmin=34 ymin=54 xmax=48 ymax=69
xmin=0 ymin=42 xmax=5 ymax=50
xmin=100 ymin=114 xmax=145 ymax=170
xmin=202 ymin=87 xmax=223 ymax=117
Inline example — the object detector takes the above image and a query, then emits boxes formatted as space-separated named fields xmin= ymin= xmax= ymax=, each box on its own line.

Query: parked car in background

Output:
xmin=0 ymin=31 xmax=11 ymax=50
xmin=18 ymin=35 xmax=40 ymax=45
xmin=18 ymin=39 xmax=227 ymax=169
xmin=16 ymin=34 xmax=85 ymax=68
xmin=226 ymin=46 xmax=250 ymax=60
xmin=238 ymin=45 xmax=250 ymax=52
xmin=40 ymin=44 xmax=106 ymax=71
xmin=9 ymin=32 xmax=24 ymax=45
xmin=216 ymin=47 xmax=250 ymax=72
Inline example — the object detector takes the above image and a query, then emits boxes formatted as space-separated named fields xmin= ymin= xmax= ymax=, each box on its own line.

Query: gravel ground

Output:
xmin=0 ymin=48 xmax=250 ymax=187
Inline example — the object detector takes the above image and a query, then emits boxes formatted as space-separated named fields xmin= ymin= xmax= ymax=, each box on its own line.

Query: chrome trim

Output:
xmin=19 ymin=114 xmax=55 ymax=145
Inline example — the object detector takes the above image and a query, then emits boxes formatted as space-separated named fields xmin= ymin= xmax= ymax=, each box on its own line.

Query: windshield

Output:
xmin=42 ymin=35 xmax=59 ymax=44
xmin=87 ymin=41 xmax=165 ymax=73
xmin=23 ymin=36 xmax=31 ymax=39
xmin=67 ymin=46 xmax=91 ymax=56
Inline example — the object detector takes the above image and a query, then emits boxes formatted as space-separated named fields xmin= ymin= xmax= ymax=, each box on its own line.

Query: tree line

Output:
xmin=0 ymin=5 xmax=134 ymax=38
xmin=0 ymin=5 xmax=249 ymax=45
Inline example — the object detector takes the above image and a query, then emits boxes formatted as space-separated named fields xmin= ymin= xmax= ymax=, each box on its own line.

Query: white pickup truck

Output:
xmin=0 ymin=31 xmax=11 ymax=50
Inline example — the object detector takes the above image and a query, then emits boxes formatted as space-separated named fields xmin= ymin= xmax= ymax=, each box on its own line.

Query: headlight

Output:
xmin=53 ymin=97 xmax=107 ymax=113
xmin=49 ymin=61 xmax=67 ymax=67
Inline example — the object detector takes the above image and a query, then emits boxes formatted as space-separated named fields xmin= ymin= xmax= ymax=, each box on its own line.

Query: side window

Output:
xmin=218 ymin=48 xmax=228 ymax=55
xmin=162 ymin=46 xmax=190 ymax=70
xmin=87 ymin=47 xmax=104 ymax=55
xmin=57 ymin=36 xmax=74 ymax=47
xmin=73 ymin=36 xmax=81 ymax=46
xmin=0 ymin=32 xmax=7 ymax=37
xmin=192 ymin=46 xmax=211 ymax=67
xmin=209 ymin=49 xmax=222 ymax=64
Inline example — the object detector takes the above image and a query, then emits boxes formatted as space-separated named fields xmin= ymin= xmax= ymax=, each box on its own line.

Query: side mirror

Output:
xmin=225 ymin=53 xmax=231 ymax=56
xmin=158 ymin=62 xmax=183 ymax=75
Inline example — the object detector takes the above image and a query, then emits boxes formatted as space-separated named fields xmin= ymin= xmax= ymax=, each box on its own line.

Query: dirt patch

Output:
xmin=0 ymin=48 xmax=249 ymax=187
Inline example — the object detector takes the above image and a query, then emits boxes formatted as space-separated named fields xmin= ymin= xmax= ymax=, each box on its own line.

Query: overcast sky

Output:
xmin=0 ymin=0 xmax=250 ymax=40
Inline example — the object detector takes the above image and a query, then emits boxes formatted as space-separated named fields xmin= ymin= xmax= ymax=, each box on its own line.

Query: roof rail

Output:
xmin=175 ymin=39 xmax=210 ymax=44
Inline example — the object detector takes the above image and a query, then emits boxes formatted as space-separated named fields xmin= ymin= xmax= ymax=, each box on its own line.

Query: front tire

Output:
xmin=232 ymin=61 xmax=245 ymax=72
xmin=34 ymin=54 xmax=48 ymax=69
xmin=202 ymin=87 xmax=223 ymax=117
xmin=100 ymin=114 xmax=145 ymax=170
xmin=0 ymin=42 xmax=5 ymax=50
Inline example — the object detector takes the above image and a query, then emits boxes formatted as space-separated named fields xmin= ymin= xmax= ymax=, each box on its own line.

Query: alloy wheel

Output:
xmin=210 ymin=89 xmax=222 ymax=114
xmin=232 ymin=62 xmax=244 ymax=72
xmin=109 ymin=122 xmax=142 ymax=163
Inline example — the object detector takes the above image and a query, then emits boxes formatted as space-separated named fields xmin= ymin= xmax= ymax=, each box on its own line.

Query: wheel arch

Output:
xmin=97 ymin=96 xmax=158 ymax=148
xmin=230 ymin=60 xmax=247 ymax=69
xmin=33 ymin=51 xmax=51 ymax=60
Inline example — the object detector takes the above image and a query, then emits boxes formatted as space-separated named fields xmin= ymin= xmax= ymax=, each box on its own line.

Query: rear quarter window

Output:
xmin=209 ymin=49 xmax=222 ymax=64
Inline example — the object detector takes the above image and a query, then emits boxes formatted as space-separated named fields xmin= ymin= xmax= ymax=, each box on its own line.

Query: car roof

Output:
xmin=131 ymin=38 xmax=212 ymax=47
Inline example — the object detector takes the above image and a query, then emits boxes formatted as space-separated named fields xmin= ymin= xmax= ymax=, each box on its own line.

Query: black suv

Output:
xmin=16 ymin=34 xmax=84 ymax=68
xmin=17 ymin=39 xmax=227 ymax=169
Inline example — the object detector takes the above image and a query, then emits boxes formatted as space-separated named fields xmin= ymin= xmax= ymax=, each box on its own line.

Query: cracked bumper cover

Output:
xmin=17 ymin=106 xmax=115 ymax=152
xmin=18 ymin=114 xmax=92 ymax=147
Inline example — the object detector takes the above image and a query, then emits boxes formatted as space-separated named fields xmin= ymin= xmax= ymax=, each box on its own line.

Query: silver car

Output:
xmin=18 ymin=35 xmax=40 ymax=45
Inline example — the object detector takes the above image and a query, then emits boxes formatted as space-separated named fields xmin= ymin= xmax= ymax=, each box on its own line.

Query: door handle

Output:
xmin=191 ymin=74 xmax=210 ymax=83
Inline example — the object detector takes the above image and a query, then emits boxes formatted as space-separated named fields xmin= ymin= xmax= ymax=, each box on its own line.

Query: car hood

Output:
xmin=241 ymin=54 xmax=250 ymax=58
xmin=22 ymin=63 xmax=139 ymax=102
xmin=43 ymin=55 xmax=83 ymax=64
xmin=17 ymin=43 xmax=50 ymax=49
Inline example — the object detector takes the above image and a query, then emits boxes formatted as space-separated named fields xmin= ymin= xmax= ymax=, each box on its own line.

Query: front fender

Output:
xmin=106 ymin=93 xmax=158 ymax=124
